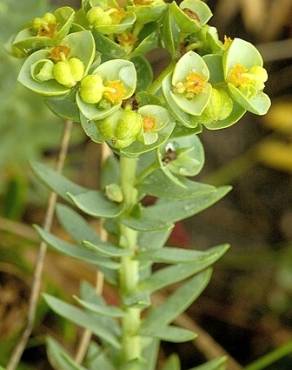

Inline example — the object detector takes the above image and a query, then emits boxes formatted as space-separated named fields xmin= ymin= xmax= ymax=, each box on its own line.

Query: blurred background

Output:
xmin=0 ymin=0 xmax=292 ymax=369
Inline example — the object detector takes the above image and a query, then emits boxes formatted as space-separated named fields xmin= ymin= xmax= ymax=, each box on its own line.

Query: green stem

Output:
xmin=119 ymin=156 xmax=141 ymax=365
xmin=245 ymin=341 xmax=292 ymax=370
xmin=148 ymin=62 xmax=175 ymax=95
xmin=136 ymin=161 xmax=159 ymax=185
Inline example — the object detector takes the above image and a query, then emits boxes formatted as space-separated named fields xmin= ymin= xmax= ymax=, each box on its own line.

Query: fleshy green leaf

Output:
xmin=68 ymin=190 xmax=123 ymax=218
xmin=80 ymin=113 xmax=105 ymax=143
xmin=131 ymin=56 xmax=153 ymax=92
xmin=141 ymin=269 xmax=212 ymax=331
xmin=79 ymin=281 xmax=120 ymax=333
xmin=137 ymin=245 xmax=228 ymax=263
xmin=170 ymin=0 xmax=212 ymax=33
xmin=158 ymin=134 xmax=205 ymax=181
xmin=46 ymin=89 xmax=80 ymax=122
xmin=131 ymin=31 xmax=158 ymax=58
xmin=47 ymin=337 xmax=86 ymax=370
xmin=161 ymin=8 xmax=180 ymax=59
xmin=85 ymin=343 xmax=115 ymax=370
xmin=140 ymin=339 xmax=160 ymax=370
xmin=35 ymin=226 xmax=120 ymax=269
xmin=101 ymin=155 xmax=120 ymax=189
xmin=138 ymin=226 xmax=173 ymax=251
xmin=141 ymin=325 xmax=197 ymax=343
xmin=227 ymin=84 xmax=271 ymax=116
xmin=128 ymin=3 xmax=167 ymax=24
xmin=93 ymin=31 xmax=126 ymax=58
xmin=83 ymin=240 xmax=131 ymax=257
xmin=31 ymin=161 xmax=87 ymax=201
xmin=56 ymin=204 xmax=101 ymax=244
xmin=62 ymin=30 xmax=96 ymax=74
xmin=139 ymin=170 xmax=215 ymax=199
xmin=123 ymin=185 xmax=230 ymax=231
xmin=138 ymin=245 xmax=228 ymax=293
xmin=74 ymin=295 xmax=124 ymax=317
xmin=44 ymin=294 xmax=121 ymax=348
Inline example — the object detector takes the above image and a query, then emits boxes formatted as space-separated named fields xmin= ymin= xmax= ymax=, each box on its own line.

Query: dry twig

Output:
xmin=6 ymin=120 xmax=73 ymax=370
xmin=74 ymin=143 xmax=111 ymax=364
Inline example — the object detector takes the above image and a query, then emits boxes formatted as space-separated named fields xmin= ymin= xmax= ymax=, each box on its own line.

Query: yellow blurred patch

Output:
xmin=257 ymin=140 xmax=292 ymax=172
xmin=263 ymin=100 xmax=292 ymax=135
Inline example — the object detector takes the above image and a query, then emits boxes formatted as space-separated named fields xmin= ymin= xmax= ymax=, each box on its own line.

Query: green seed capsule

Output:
xmin=202 ymin=88 xmax=233 ymax=124
xmin=68 ymin=58 xmax=85 ymax=82
xmin=43 ymin=12 xmax=57 ymax=24
xmin=87 ymin=7 xmax=112 ymax=26
xmin=99 ymin=109 xmax=142 ymax=149
xmin=32 ymin=17 xmax=43 ymax=31
xmin=115 ymin=109 xmax=142 ymax=140
xmin=99 ymin=111 xmax=120 ymax=139
xmin=53 ymin=61 xmax=76 ymax=88
xmin=80 ymin=75 xmax=104 ymax=104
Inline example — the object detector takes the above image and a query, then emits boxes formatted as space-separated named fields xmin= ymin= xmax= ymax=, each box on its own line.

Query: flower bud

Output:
xmin=99 ymin=109 xmax=141 ymax=149
xmin=87 ymin=7 xmax=112 ymax=26
xmin=32 ymin=17 xmax=43 ymax=31
xmin=105 ymin=183 xmax=124 ymax=203
xmin=53 ymin=61 xmax=76 ymax=88
xmin=202 ymin=88 xmax=233 ymax=124
xmin=68 ymin=58 xmax=85 ymax=82
xmin=80 ymin=75 xmax=104 ymax=104
xmin=43 ymin=12 xmax=57 ymax=24
xmin=115 ymin=109 xmax=142 ymax=140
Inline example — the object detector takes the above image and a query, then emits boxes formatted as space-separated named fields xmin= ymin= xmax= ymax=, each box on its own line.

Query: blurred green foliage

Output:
xmin=0 ymin=0 xmax=83 ymax=218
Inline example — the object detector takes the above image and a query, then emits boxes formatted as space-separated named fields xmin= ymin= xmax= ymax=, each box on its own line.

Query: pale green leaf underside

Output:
xmin=47 ymin=337 xmax=86 ymax=370
xmin=68 ymin=190 xmax=123 ymax=218
xmin=31 ymin=161 xmax=87 ymax=201
xmin=141 ymin=269 xmax=212 ymax=331
xmin=74 ymin=296 xmax=124 ymax=317
xmin=123 ymin=186 xmax=231 ymax=231
xmin=138 ymin=244 xmax=228 ymax=293
xmin=35 ymin=226 xmax=119 ymax=269
xmin=44 ymin=294 xmax=121 ymax=349
xmin=140 ymin=325 xmax=197 ymax=343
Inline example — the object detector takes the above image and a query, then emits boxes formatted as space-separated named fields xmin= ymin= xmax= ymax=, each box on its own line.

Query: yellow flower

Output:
xmin=50 ymin=45 xmax=71 ymax=62
xmin=174 ymin=71 xmax=207 ymax=99
xmin=32 ymin=12 xmax=58 ymax=38
xmin=228 ymin=63 xmax=268 ymax=97
xmin=109 ymin=8 xmax=126 ymax=24
xmin=223 ymin=35 xmax=233 ymax=50
xmin=143 ymin=116 xmax=157 ymax=132
xmin=117 ymin=32 xmax=137 ymax=53
xmin=103 ymin=80 xmax=127 ymax=104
